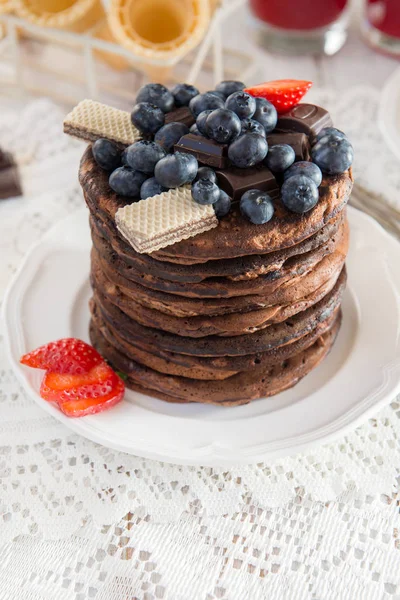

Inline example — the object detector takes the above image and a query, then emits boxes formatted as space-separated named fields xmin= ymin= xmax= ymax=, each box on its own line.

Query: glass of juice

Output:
xmin=362 ymin=0 xmax=400 ymax=56
xmin=249 ymin=0 xmax=350 ymax=56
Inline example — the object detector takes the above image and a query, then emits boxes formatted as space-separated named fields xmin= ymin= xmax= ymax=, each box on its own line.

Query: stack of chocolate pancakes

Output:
xmin=81 ymin=103 xmax=353 ymax=405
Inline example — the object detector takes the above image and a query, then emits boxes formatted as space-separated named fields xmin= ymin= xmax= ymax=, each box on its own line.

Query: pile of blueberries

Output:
xmin=92 ymin=81 xmax=353 ymax=226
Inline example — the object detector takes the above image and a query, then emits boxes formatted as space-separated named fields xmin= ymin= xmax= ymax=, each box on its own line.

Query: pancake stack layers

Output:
xmin=77 ymin=81 xmax=353 ymax=406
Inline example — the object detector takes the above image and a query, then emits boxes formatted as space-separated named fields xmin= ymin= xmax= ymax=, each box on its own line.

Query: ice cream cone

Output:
xmin=14 ymin=0 xmax=105 ymax=32
xmin=108 ymin=0 xmax=210 ymax=79
xmin=0 ymin=0 xmax=15 ymax=13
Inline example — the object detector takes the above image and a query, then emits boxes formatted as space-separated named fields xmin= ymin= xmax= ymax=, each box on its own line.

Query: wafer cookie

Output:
xmin=64 ymin=100 xmax=142 ymax=146
xmin=115 ymin=185 xmax=218 ymax=254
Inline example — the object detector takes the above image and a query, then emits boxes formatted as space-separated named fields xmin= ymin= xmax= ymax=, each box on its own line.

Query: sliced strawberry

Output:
xmin=245 ymin=80 xmax=313 ymax=114
xmin=20 ymin=338 xmax=103 ymax=375
xmin=58 ymin=377 xmax=125 ymax=417
xmin=40 ymin=362 xmax=115 ymax=402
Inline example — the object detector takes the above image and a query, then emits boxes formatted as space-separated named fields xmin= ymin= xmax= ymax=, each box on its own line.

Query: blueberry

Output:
xmin=196 ymin=110 xmax=213 ymax=135
xmin=228 ymin=133 xmax=268 ymax=168
xmin=92 ymin=139 xmax=121 ymax=171
xmin=136 ymin=83 xmax=174 ymax=113
xmin=206 ymin=90 xmax=226 ymax=101
xmin=225 ymin=91 xmax=256 ymax=119
xmin=155 ymin=152 xmax=198 ymax=188
xmin=109 ymin=167 xmax=148 ymax=197
xmin=281 ymin=175 xmax=319 ymax=214
xmin=265 ymin=144 xmax=295 ymax=173
xmin=195 ymin=166 xmax=217 ymax=184
xmin=131 ymin=102 xmax=165 ymax=135
xmin=316 ymin=127 xmax=347 ymax=142
xmin=240 ymin=118 xmax=266 ymax=138
xmin=311 ymin=137 xmax=354 ymax=174
xmin=124 ymin=140 xmax=166 ymax=174
xmin=171 ymin=83 xmax=199 ymax=107
xmin=284 ymin=161 xmax=323 ymax=187
xmin=121 ymin=148 xmax=129 ymax=166
xmin=215 ymin=80 xmax=245 ymax=99
xmin=253 ymin=98 xmax=278 ymax=134
xmin=140 ymin=177 xmax=167 ymax=199
xmin=240 ymin=189 xmax=274 ymax=225
xmin=190 ymin=124 xmax=200 ymax=136
xmin=154 ymin=122 xmax=189 ymax=152
xmin=191 ymin=179 xmax=220 ymax=205
xmin=205 ymin=109 xmax=241 ymax=144
xmin=189 ymin=92 xmax=225 ymax=118
xmin=214 ymin=189 xmax=231 ymax=218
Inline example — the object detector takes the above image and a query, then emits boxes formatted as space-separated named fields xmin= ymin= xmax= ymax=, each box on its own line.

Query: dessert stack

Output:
xmin=65 ymin=79 xmax=354 ymax=406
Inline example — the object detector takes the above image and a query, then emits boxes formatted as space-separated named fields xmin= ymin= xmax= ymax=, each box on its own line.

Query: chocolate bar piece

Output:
xmin=165 ymin=107 xmax=195 ymax=128
xmin=276 ymin=104 xmax=333 ymax=142
xmin=216 ymin=165 xmax=279 ymax=203
xmin=267 ymin=132 xmax=311 ymax=162
xmin=174 ymin=133 xmax=230 ymax=169
xmin=0 ymin=151 xmax=22 ymax=200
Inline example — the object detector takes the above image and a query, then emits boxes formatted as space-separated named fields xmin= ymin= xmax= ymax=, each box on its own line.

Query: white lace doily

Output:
xmin=0 ymin=91 xmax=400 ymax=600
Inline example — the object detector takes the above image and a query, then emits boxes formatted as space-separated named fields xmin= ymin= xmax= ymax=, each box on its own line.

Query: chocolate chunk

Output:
xmin=276 ymin=104 xmax=333 ymax=142
xmin=216 ymin=165 xmax=279 ymax=203
xmin=0 ymin=151 xmax=22 ymax=200
xmin=174 ymin=133 xmax=230 ymax=169
xmin=165 ymin=107 xmax=195 ymax=128
xmin=267 ymin=132 xmax=311 ymax=162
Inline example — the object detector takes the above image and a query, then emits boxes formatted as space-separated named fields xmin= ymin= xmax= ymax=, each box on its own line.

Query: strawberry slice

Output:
xmin=58 ymin=377 xmax=125 ymax=417
xmin=40 ymin=362 xmax=115 ymax=402
xmin=20 ymin=338 xmax=125 ymax=417
xmin=245 ymin=80 xmax=313 ymax=114
xmin=20 ymin=338 xmax=103 ymax=375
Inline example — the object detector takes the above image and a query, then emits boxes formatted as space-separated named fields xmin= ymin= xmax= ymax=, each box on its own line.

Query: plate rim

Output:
xmin=379 ymin=66 xmax=400 ymax=162
xmin=3 ymin=206 xmax=400 ymax=466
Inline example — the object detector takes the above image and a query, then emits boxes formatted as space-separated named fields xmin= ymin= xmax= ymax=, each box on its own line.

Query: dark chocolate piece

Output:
xmin=267 ymin=132 xmax=311 ymax=162
xmin=216 ymin=165 xmax=279 ymax=203
xmin=165 ymin=107 xmax=195 ymax=128
xmin=174 ymin=133 xmax=230 ymax=169
xmin=276 ymin=104 xmax=333 ymax=142
xmin=0 ymin=151 xmax=22 ymax=200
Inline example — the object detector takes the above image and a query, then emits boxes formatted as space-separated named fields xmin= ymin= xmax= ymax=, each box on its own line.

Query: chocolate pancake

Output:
xmin=89 ymin=206 xmax=344 ymax=284
xmin=91 ymin=226 xmax=347 ymax=317
xmin=89 ymin=313 xmax=341 ymax=405
xmin=90 ymin=306 xmax=340 ymax=380
xmin=91 ymin=218 xmax=348 ymax=298
xmin=91 ymin=252 xmax=345 ymax=337
xmin=79 ymin=146 xmax=353 ymax=263
xmin=91 ymin=271 xmax=345 ymax=357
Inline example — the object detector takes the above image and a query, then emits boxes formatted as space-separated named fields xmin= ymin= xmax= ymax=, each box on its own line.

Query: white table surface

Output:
xmin=1 ymin=5 xmax=400 ymax=600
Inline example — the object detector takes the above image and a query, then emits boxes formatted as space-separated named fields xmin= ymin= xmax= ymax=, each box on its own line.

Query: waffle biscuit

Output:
xmin=115 ymin=186 xmax=218 ymax=254
xmin=64 ymin=100 xmax=142 ymax=146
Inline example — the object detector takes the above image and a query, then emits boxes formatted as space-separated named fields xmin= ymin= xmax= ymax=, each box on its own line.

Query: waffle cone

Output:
xmin=14 ymin=0 xmax=104 ymax=32
xmin=108 ymin=0 xmax=210 ymax=67
xmin=0 ymin=0 xmax=14 ymax=14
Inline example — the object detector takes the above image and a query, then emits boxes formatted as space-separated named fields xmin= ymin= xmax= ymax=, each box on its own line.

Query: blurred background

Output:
xmin=1 ymin=0 xmax=400 ymax=243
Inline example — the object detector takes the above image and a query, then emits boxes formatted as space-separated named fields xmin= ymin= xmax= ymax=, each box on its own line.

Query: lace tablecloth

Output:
xmin=0 ymin=89 xmax=400 ymax=600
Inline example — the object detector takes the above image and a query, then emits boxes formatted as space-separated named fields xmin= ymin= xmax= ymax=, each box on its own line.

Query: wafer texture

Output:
xmin=115 ymin=185 xmax=218 ymax=254
xmin=64 ymin=99 xmax=142 ymax=146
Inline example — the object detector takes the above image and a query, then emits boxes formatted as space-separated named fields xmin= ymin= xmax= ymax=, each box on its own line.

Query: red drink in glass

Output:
xmin=249 ymin=0 xmax=350 ymax=56
xmin=363 ymin=0 xmax=400 ymax=56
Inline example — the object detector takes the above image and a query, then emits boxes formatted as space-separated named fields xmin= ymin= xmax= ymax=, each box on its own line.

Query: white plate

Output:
xmin=3 ymin=207 xmax=400 ymax=466
xmin=379 ymin=66 xmax=400 ymax=161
